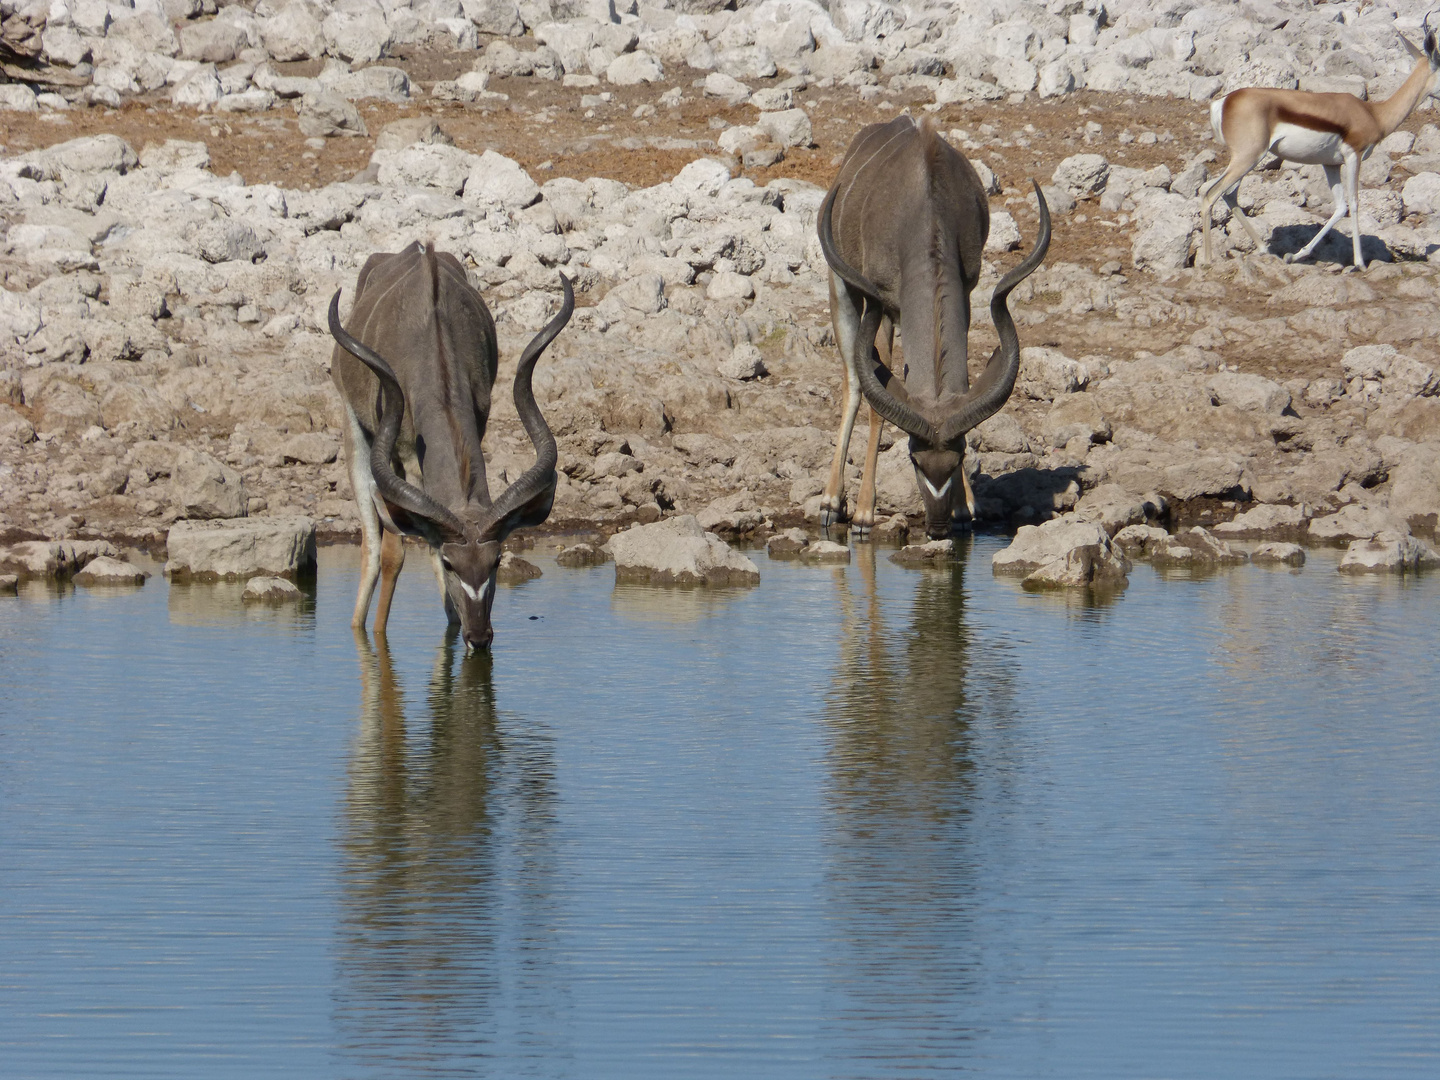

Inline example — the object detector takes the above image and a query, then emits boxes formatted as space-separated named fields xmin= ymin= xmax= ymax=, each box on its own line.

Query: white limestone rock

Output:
xmin=165 ymin=517 xmax=317 ymax=581
xmin=1213 ymin=503 xmax=1310 ymax=540
xmin=704 ymin=71 xmax=751 ymax=105
xmin=73 ymin=556 xmax=150 ymax=586
xmin=463 ymin=150 xmax=541 ymax=211
xmin=462 ymin=0 xmax=524 ymax=36
xmin=1337 ymin=533 xmax=1440 ymax=575
xmin=172 ymin=448 xmax=247 ymax=520
xmin=608 ymin=515 xmax=760 ymax=586
xmin=0 ymin=84 xmax=38 ymax=112
xmin=243 ymin=575 xmax=303 ymax=601
xmin=1053 ymin=154 xmax=1110 ymax=199
xmin=607 ymin=50 xmax=662 ymax=85
xmin=1207 ymin=371 xmax=1292 ymax=414
xmin=1251 ymin=542 xmax=1306 ymax=567
xmin=261 ymin=0 xmax=326 ymax=62
xmin=297 ymin=88 xmax=368 ymax=137
xmin=1341 ymin=345 xmax=1439 ymax=399
xmin=757 ymin=108 xmax=813 ymax=148
xmin=992 ymin=514 xmax=1130 ymax=587
xmin=986 ymin=211 xmax=1021 ymax=253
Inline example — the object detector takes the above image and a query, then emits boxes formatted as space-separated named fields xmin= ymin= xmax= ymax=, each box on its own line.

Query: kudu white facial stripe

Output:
xmin=921 ymin=475 xmax=953 ymax=500
xmin=458 ymin=577 xmax=493 ymax=603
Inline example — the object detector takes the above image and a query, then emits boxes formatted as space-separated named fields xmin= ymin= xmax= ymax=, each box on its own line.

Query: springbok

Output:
xmin=1200 ymin=16 xmax=1440 ymax=271
xmin=327 ymin=241 xmax=572 ymax=651
xmin=816 ymin=115 xmax=1051 ymax=539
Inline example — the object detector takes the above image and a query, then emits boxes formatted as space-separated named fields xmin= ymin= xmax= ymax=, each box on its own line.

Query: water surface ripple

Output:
xmin=1 ymin=539 xmax=1436 ymax=1078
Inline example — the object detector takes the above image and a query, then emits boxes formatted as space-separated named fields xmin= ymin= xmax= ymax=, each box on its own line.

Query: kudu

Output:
xmin=817 ymin=115 xmax=1051 ymax=539
xmin=1200 ymin=15 xmax=1440 ymax=272
xmin=328 ymin=241 xmax=572 ymax=651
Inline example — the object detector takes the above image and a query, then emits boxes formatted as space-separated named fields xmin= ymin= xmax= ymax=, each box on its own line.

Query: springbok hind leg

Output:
xmin=1197 ymin=141 xmax=1266 ymax=267
xmin=822 ymin=271 xmax=864 ymax=529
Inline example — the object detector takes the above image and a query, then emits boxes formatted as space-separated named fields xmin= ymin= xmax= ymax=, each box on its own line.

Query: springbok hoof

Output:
xmin=1343 ymin=263 xmax=1362 ymax=275
xmin=850 ymin=522 xmax=873 ymax=541
xmin=1282 ymin=253 xmax=1295 ymax=263
xmin=819 ymin=506 xmax=838 ymax=528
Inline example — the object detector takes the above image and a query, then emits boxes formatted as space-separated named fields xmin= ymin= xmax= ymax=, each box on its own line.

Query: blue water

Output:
xmin=1 ymin=538 xmax=1437 ymax=1078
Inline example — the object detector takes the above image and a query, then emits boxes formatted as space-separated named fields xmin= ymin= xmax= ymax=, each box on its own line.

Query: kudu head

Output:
xmin=818 ymin=182 xmax=1051 ymax=538
xmin=328 ymin=275 xmax=573 ymax=651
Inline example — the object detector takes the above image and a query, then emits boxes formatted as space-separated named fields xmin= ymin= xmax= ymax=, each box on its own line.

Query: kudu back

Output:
xmin=818 ymin=115 xmax=1051 ymax=539
xmin=328 ymin=241 xmax=572 ymax=650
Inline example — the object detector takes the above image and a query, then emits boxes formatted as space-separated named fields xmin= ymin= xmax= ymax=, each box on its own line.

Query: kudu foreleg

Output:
xmin=851 ymin=319 xmax=894 ymax=538
xmin=372 ymin=529 xmax=406 ymax=635
xmin=345 ymin=405 xmax=384 ymax=630
xmin=852 ymin=405 xmax=884 ymax=537
xmin=822 ymin=271 xmax=865 ymax=528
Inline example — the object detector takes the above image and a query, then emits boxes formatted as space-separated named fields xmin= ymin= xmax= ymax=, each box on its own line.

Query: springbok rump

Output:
xmin=328 ymin=241 xmax=572 ymax=651
xmin=817 ymin=115 xmax=1051 ymax=540
xmin=1200 ymin=15 xmax=1440 ymax=271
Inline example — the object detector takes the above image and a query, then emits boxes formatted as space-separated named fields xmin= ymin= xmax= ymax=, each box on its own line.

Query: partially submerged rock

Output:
xmin=497 ymin=551 xmax=542 ymax=582
xmin=801 ymin=539 xmax=849 ymax=563
xmin=1251 ymin=542 xmax=1306 ymax=567
xmin=1213 ymin=503 xmax=1310 ymax=540
xmin=1147 ymin=527 xmax=1249 ymax=568
xmin=1337 ymin=534 xmax=1440 ymax=575
xmin=992 ymin=515 xmax=1129 ymax=588
xmin=1072 ymin=483 xmax=1163 ymax=536
xmin=555 ymin=541 xmax=608 ymax=567
xmin=164 ymin=517 xmax=317 ymax=581
xmin=73 ymin=555 xmax=149 ymax=586
xmin=891 ymin=538 xmax=954 ymax=565
xmin=1112 ymin=523 xmax=1171 ymax=558
xmin=0 ymin=539 xmax=118 ymax=579
xmin=1309 ymin=504 xmax=1412 ymax=544
xmin=871 ymin=515 xmax=910 ymax=544
xmin=765 ymin=527 xmax=809 ymax=557
xmin=242 ymin=575 xmax=301 ymax=602
xmin=0 ymin=574 xmax=17 ymax=594
xmin=608 ymin=515 xmax=759 ymax=586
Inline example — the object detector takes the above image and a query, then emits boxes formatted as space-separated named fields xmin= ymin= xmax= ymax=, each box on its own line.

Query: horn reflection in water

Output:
xmin=335 ymin=630 xmax=561 ymax=1070
xmin=822 ymin=541 xmax=1016 ymax=1055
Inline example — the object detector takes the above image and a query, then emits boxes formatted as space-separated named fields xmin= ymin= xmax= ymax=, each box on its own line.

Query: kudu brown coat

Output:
xmin=329 ymin=241 xmax=571 ymax=650
xmin=818 ymin=115 xmax=1050 ymax=538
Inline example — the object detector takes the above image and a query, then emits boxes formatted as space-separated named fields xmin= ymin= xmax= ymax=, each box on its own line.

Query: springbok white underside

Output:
xmin=1268 ymin=122 xmax=1352 ymax=165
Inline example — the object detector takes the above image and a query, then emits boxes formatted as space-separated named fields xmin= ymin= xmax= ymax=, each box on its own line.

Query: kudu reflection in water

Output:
xmin=821 ymin=546 xmax=1019 ymax=1051
xmin=335 ymin=630 xmax=560 ymax=1066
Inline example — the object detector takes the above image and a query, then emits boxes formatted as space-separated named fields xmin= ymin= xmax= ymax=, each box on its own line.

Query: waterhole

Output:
xmin=2 ymin=539 xmax=1437 ymax=1078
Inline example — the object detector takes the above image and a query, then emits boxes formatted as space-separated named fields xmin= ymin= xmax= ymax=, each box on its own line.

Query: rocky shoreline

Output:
xmin=3 ymin=0 xmax=1439 ymax=578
